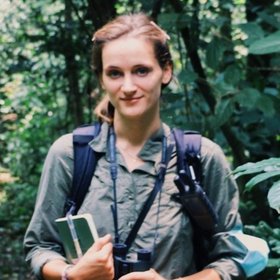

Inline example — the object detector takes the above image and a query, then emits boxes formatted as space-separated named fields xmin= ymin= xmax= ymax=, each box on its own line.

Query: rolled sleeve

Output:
xmin=24 ymin=133 xmax=73 ymax=278
xmin=29 ymin=249 xmax=66 ymax=280
xmin=206 ymin=258 xmax=246 ymax=280
xmin=200 ymin=137 xmax=247 ymax=279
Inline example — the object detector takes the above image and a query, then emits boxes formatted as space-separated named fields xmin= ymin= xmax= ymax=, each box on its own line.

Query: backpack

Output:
xmin=64 ymin=122 xmax=218 ymax=233
xmin=63 ymin=122 xmax=269 ymax=277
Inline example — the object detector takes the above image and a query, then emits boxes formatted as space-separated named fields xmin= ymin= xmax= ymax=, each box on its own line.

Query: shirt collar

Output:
xmin=89 ymin=122 xmax=110 ymax=154
xmin=89 ymin=122 xmax=172 ymax=164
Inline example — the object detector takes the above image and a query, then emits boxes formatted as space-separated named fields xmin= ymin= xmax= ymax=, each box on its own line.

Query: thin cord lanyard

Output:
xmin=108 ymin=125 xmax=173 ymax=251
xmin=109 ymin=126 xmax=120 ymax=243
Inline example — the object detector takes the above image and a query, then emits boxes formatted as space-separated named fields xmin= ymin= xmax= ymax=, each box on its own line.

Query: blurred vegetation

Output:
xmin=0 ymin=0 xmax=279 ymax=279
xmin=232 ymin=158 xmax=280 ymax=279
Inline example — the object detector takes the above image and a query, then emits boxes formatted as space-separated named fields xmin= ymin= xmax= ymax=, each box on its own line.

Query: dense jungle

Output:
xmin=0 ymin=0 xmax=279 ymax=279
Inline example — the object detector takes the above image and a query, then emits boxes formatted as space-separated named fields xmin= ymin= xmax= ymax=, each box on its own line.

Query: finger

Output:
xmin=119 ymin=270 xmax=153 ymax=280
xmin=88 ymin=234 xmax=112 ymax=253
xmin=119 ymin=269 xmax=165 ymax=280
xmin=98 ymin=242 xmax=113 ymax=260
xmin=103 ymin=242 xmax=113 ymax=254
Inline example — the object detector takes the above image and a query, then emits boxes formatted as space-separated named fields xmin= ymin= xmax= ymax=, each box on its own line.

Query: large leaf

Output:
xmin=239 ymin=22 xmax=265 ymax=45
xmin=245 ymin=171 xmax=280 ymax=191
xmin=268 ymin=181 xmax=280 ymax=213
xmin=249 ymin=30 xmax=280 ymax=54
xmin=215 ymin=98 xmax=233 ymax=126
xmin=235 ymin=88 xmax=261 ymax=108
xmin=178 ymin=69 xmax=198 ymax=84
xmin=256 ymin=95 xmax=275 ymax=117
xmin=206 ymin=37 xmax=226 ymax=70
xmin=232 ymin=158 xmax=280 ymax=179
xmin=224 ymin=64 xmax=241 ymax=86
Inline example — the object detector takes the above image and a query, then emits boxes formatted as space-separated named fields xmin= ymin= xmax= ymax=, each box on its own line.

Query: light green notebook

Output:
xmin=55 ymin=213 xmax=99 ymax=263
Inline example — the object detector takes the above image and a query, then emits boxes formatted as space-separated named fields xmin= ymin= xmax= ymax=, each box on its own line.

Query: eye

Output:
xmin=134 ymin=66 xmax=151 ymax=77
xmin=106 ymin=69 xmax=122 ymax=79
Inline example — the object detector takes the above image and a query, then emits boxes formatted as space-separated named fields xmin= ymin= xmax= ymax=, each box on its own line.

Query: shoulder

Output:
xmin=47 ymin=133 xmax=73 ymax=161
xmin=164 ymin=124 xmax=229 ymax=167
xmin=200 ymin=136 xmax=232 ymax=173
xmin=200 ymin=136 xmax=224 ymax=158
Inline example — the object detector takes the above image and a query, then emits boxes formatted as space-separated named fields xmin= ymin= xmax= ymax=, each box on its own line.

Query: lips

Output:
xmin=120 ymin=96 xmax=143 ymax=101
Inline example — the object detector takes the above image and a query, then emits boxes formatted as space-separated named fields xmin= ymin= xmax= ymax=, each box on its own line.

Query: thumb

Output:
xmin=96 ymin=242 xmax=113 ymax=259
xmin=88 ymin=234 xmax=112 ymax=253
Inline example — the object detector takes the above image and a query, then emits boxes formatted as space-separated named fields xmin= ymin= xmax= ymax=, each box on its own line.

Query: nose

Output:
xmin=121 ymin=74 xmax=137 ymax=94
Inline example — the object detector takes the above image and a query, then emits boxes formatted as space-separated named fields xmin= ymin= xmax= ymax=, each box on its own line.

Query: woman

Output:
xmin=24 ymin=13 xmax=249 ymax=280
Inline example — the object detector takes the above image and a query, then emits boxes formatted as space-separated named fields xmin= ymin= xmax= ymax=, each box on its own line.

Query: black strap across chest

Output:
xmin=64 ymin=123 xmax=217 ymax=251
xmin=64 ymin=123 xmax=101 ymax=214
xmin=65 ymin=124 xmax=202 ymax=213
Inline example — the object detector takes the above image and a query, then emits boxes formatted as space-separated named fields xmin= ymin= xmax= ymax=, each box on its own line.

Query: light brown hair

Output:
xmin=92 ymin=13 xmax=173 ymax=123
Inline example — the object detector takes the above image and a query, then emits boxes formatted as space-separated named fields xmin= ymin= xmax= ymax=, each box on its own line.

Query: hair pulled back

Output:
xmin=92 ymin=13 xmax=173 ymax=123
xmin=92 ymin=13 xmax=172 ymax=75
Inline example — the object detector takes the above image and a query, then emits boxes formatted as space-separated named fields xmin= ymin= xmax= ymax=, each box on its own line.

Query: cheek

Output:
xmin=147 ymin=82 xmax=162 ymax=98
xmin=102 ymin=78 xmax=121 ymax=94
xmin=136 ymin=76 xmax=163 ymax=93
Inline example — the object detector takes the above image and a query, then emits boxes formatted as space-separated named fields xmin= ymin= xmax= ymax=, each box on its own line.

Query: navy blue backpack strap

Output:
xmin=173 ymin=128 xmax=217 ymax=269
xmin=173 ymin=128 xmax=202 ymax=183
xmin=172 ymin=128 xmax=218 ymax=233
xmin=64 ymin=122 xmax=101 ymax=215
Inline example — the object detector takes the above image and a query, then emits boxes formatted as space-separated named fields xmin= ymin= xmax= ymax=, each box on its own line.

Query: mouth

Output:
xmin=120 ymin=96 xmax=143 ymax=101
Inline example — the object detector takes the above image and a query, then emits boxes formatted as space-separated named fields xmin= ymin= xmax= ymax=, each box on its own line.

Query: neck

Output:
xmin=113 ymin=114 xmax=161 ymax=149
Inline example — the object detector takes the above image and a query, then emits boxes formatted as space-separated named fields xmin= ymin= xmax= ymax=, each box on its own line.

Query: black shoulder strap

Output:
xmin=173 ymin=128 xmax=218 ymax=232
xmin=173 ymin=128 xmax=214 ymax=269
xmin=124 ymin=138 xmax=174 ymax=252
xmin=173 ymin=128 xmax=202 ymax=183
xmin=64 ymin=122 xmax=101 ymax=215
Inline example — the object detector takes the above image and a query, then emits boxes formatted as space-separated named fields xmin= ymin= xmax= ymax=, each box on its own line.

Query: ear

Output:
xmin=99 ymin=75 xmax=105 ymax=90
xmin=162 ymin=63 xmax=173 ymax=85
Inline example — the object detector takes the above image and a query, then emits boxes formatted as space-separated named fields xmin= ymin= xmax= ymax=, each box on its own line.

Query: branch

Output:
xmin=168 ymin=0 xmax=247 ymax=165
xmin=151 ymin=0 xmax=164 ymax=20
xmin=86 ymin=0 xmax=117 ymax=30
xmin=170 ymin=0 xmax=216 ymax=111
xmin=64 ymin=0 xmax=84 ymax=125
xmin=69 ymin=0 xmax=92 ymax=40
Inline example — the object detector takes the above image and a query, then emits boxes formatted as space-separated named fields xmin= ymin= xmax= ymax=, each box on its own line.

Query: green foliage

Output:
xmin=157 ymin=2 xmax=280 ymax=158
xmin=0 ymin=0 xmax=280 ymax=278
xmin=0 ymin=181 xmax=37 ymax=279
xmin=244 ymin=221 xmax=280 ymax=280
xmin=0 ymin=181 xmax=36 ymax=232
xmin=268 ymin=181 xmax=280 ymax=216
xmin=233 ymin=158 xmax=280 ymax=278
xmin=233 ymin=158 xmax=280 ymax=212
xmin=206 ymin=36 xmax=228 ymax=70
xmin=1 ymin=73 xmax=66 ymax=182
xmin=249 ymin=31 xmax=280 ymax=55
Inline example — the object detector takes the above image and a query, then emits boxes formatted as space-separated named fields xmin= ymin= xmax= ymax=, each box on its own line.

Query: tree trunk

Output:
xmin=168 ymin=0 xmax=247 ymax=166
xmin=245 ymin=0 xmax=276 ymax=85
xmin=86 ymin=0 xmax=117 ymax=30
xmin=64 ymin=0 xmax=83 ymax=126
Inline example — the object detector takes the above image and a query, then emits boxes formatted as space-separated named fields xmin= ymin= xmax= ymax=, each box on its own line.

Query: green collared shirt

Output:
xmin=24 ymin=122 xmax=246 ymax=279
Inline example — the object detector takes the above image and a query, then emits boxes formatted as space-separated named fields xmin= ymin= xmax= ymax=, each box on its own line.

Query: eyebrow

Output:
xmin=104 ymin=63 xmax=153 ymax=70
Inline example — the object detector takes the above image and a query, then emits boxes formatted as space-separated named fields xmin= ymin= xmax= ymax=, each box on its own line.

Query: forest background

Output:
xmin=0 ymin=0 xmax=279 ymax=279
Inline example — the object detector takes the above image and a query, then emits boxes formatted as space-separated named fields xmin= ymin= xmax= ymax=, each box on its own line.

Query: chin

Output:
xmin=120 ymin=109 xmax=144 ymax=118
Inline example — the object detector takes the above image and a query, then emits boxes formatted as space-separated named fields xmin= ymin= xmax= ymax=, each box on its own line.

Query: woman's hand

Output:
xmin=68 ymin=234 xmax=114 ymax=280
xmin=118 ymin=269 xmax=166 ymax=280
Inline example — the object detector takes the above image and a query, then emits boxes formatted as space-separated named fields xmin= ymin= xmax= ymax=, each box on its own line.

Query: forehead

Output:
xmin=102 ymin=37 xmax=158 ymax=68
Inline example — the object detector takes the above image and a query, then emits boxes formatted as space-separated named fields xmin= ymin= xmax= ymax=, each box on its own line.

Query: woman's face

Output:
xmin=100 ymin=37 xmax=172 ymax=122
